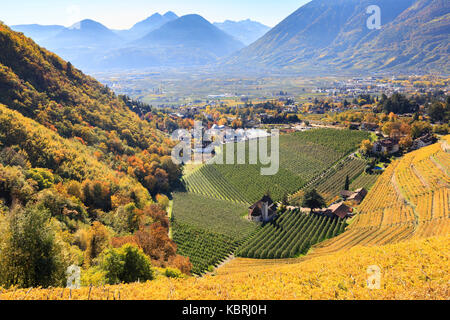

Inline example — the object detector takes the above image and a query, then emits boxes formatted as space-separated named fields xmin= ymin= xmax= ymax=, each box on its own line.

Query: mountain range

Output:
xmin=9 ymin=0 xmax=450 ymax=74
xmin=226 ymin=0 xmax=450 ymax=74
xmin=11 ymin=13 xmax=248 ymax=71
xmin=94 ymin=14 xmax=245 ymax=69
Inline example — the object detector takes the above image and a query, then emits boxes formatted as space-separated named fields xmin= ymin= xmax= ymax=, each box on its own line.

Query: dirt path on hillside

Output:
xmin=440 ymin=140 xmax=450 ymax=152
xmin=391 ymin=174 xmax=407 ymax=204
xmin=207 ymin=254 xmax=236 ymax=275
xmin=391 ymin=173 xmax=419 ymax=227
xmin=411 ymin=164 xmax=429 ymax=188
xmin=167 ymin=200 xmax=173 ymax=239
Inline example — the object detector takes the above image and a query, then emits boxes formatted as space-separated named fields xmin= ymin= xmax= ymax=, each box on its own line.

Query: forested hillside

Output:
xmin=226 ymin=0 xmax=450 ymax=74
xmin=0 ymin=23 xmax=190 ymax=289
xmin=0 ymin=22 xmax=181 ymax=196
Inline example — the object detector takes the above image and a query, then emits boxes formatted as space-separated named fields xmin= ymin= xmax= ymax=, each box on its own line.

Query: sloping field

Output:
xmin=236 ymin=210 xmax=346 ymax=259
xmin=184 ymin=129 xmax=370 ymax=203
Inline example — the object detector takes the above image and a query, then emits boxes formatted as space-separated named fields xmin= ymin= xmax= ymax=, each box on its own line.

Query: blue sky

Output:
xmin=1 ymin=0 xmax=311 ymax=29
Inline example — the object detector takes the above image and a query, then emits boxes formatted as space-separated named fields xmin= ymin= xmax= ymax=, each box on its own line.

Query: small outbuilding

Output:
xmin=347 ymin=188 xmax=368 ymax=203
xmin=324 ymin=202 xmax=352 ymax=219
xmin=248 ymin=195 xmax=276 ymax=223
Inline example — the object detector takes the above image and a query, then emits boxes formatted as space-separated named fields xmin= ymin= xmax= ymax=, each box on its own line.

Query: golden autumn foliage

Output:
xmin=0 ymin=23 xmax=188 ymax=286
xmin=0 ymin=235 xmax=447 ymax=300
xmin=1 ymin=139 xmax=448 ymax=299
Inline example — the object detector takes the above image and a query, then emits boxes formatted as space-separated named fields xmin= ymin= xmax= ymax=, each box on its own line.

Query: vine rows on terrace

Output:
xmin=236 ymin=210 xmax=347 ymax=259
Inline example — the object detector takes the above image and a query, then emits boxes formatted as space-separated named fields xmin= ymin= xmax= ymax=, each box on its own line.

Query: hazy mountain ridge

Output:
xmin=9 ymin=1 xmax=449 ymax=74
xmin=214 ymin=19 xmax=270 ymax=45
xmin=10 ymin=24 xmax=65 ymax=42
xmin=10 ymin=13 xmax=246 ymax=71
xmin=93 ymin=14 xmax=245 ymax=70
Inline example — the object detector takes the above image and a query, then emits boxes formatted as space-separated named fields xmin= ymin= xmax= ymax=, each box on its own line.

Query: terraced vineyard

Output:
xmin=308 ymin=139 xmax=450 ymax=257
xmin=184 ymin=129 xmax=370 ymax=203
xmin=236 ymin=210 xmax=347 ymax=259
xmin=171 ymin=192 xmax=258 ymax=274
xmin=291 ymin=157 xmax=369 ymax=204
xmin=4 ymin=139 xmax=449 ymax=300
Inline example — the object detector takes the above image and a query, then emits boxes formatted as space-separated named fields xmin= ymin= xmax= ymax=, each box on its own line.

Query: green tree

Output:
xmin=428 ymin=102 xmax=448 ymax=123
xmin=411 ymin=121 xmax=432 ymax=139
xmin=0 ymin=204 xmax=66 ymax=288
xmin=26 ymin=168 xmax=55 ymax=190
xmin=98 ymin=244 xmax=154 ymax=285
xmin=301 ymin=189 xmax=326 ymax=213
xmin=344 ymin=175 xmax=350 ymax=191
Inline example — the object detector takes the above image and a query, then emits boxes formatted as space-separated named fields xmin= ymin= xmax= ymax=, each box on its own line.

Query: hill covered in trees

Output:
xmin=0 ymin=23 xmax=190 ymax=288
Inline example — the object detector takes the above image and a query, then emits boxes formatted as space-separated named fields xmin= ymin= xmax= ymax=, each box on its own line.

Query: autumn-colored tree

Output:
xmin=84 ymin=222 xmax=111 ymax=267
xmin=399 ymin=136 xmax=413 ymax=150
xmin=411 ymin=121 xmax=432 ymax=139
xmin=218 ymin=118 xmax=228 ymax=126
xmin=82 ymin=180 xmax=112 ymax=212
xmin=156 ymin=194 xmax=170 ymax=211
xmin=168 ymin=255 xmax=192 ymax=275
xmin=111 ymin=223 xmax=191 ymax=274
xmin=360 ymin=139 xmax=373 ymax=155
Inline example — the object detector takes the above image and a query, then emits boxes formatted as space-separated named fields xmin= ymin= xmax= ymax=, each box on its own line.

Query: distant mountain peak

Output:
xmin=69 ymin=19 xmax=109 ymax=31
xmin=163 ymin=11 xmax=178 ymax=19
xmin=149 ymin=13 xmax=163 ymax=18
xmin=178 ymin=14 xmax=209 ymax=23
xmin=124 ymin=11 xmax=179 ymax=41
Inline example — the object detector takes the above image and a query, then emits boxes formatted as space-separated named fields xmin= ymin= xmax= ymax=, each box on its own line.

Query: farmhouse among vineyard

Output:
xmin=347 ymin=188 xmax=367 ymax=203
xmin=340 ymin=190 xmax=354 ymax=198
xmin=324 ymin=202 xmax=352 ymax=219
xmin=411 ymin=134 xmax=436 ymax=150
xmin=248 ymin=195 xmax=276 ymax=222
xmin=373 ymin=138 xmax=399 ymax=154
